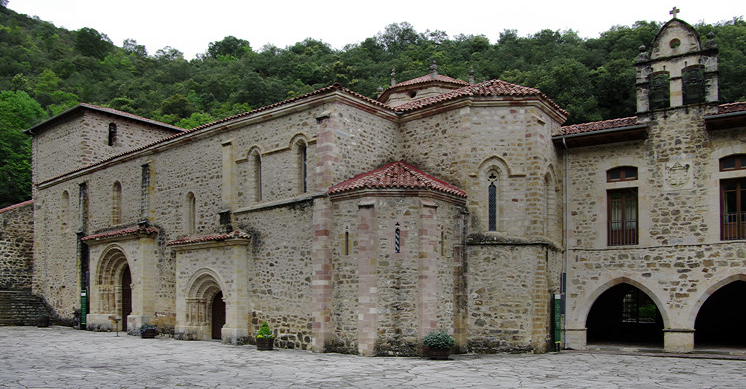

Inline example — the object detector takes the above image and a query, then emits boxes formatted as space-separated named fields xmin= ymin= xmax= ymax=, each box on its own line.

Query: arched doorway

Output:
xmin=695 ymin=280 xmax=746 ymax=349
xmin=183 ymin=270 xmax=225 ymax=341
xmin=121 ymin=265 xmax=132 ymax=332
xmin=586 ymin=283 xmax=663 ymax=346
xmin=94 ymin=246 xmax=131 ymax=332
xmin=211 ymin=291 xmax=225 ymax=340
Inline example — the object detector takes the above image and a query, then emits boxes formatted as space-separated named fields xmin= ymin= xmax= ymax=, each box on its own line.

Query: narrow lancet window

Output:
xmin=108 ymin=123 xmax=117 ymax=146
xmin=487 ymin=171 xmax=499 ymax=231
xmin=112 ymin=181 xmax=122 ymax=224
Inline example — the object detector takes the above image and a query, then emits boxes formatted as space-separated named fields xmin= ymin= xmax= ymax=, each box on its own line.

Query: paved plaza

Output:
xmin=0 ymin=326 xmax=744 ymax=388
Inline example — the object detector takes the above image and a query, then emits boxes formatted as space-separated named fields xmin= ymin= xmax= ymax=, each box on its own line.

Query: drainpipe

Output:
xmin=562 ymin=137 xmax=570 ymax=349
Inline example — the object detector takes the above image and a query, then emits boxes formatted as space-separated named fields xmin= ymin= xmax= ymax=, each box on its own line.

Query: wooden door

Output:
xmin=211 ymin=292 xmax=225 ymax=340
xmin=121 ymin=265 xmax=132 ymax=331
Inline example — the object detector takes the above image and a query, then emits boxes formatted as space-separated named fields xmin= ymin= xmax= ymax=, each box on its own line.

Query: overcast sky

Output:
xmin=8 ymin=0 xmax=743 ymax=60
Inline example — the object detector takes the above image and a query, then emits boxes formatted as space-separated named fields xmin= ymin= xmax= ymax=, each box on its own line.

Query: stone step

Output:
xmin=0 ymin=291 xmax=51 ymax=326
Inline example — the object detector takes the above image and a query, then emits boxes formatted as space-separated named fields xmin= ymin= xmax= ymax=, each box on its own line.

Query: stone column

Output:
xmin=221 ymin=140 xmax=236 ymax=211
xmin=129 ymin=237 xmax=157 ymax=331
xmin=357 ymin=198 xmax=377 ymax=356
xmin=222 ymin=242 xmax=250 ymax=344
xmin=565 ymin=327 xmax=587 ymax=350
xmin=311 ymin=197 xmax=333 ymax=352
xmin=417 ymin=199 xmax=438 ymax=340
xmin=664 ymin=328 xmax=695 ymax=353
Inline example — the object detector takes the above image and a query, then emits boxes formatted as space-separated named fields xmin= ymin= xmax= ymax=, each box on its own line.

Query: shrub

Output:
xmin=422 ymin=331 xmax=455 ymax=350
xmin=256 ymin=321 xmax=274 ymax=339
xmin=139 ymin=324 xmax=158 ymax=335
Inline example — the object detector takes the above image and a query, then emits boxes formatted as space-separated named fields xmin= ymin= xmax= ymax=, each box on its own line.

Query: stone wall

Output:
xmin=0 ymin=201 xmax=34 ymax=290
xmin=565 ymin=106 xmax=746 ymax=351
xmin=33 ymin=112 xmax=178 ymax=185
xmin=33 ymin=102 xmax=330 ymax=343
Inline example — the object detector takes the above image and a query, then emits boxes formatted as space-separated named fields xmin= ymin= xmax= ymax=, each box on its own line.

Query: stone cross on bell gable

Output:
xmin=670 ymin=6 xmax=680 ymax=19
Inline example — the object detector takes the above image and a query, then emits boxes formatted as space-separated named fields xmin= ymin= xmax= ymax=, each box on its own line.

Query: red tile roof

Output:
xmin=81 ymin=226 xmax=158 ymax=242
xmin=0 ymin=200 xmax=33 ymax=215
xmin=560 ymin=116 xmax=640 ymax=135
xmin=166 ymin=230 xmax=252 ymax=246
xmin=393 ymin=79 xmax=568 ymax=116
xmin=390 ymin=74 xmax=470 ymax=89
xmin=328 ymin=161 xmax=466 ymax=197
xmin=718 ymin=102 xmax=746 ymax=114
xmin=26 ymin=104 xmax=184 ymax=135
xmin=79 ymin=103 xmax=184 ymax=132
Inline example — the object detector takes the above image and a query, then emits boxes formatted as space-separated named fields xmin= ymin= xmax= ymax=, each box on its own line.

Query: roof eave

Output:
xmin=705 ymin=110 xmax=746 ymax=131
xmin=553 ymin=124 xmax=649 ymax=148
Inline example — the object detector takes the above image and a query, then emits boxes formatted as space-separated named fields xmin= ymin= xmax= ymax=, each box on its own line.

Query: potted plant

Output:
xmin=37 ymin=313 xmax=50 ymax=328
xmin=422 ymin=331 xmax=455 ymax=360
xmin=256 ymin=321 xmax=275 ymax=351
xmin=139 ymin=324 xmax=159 ymax=339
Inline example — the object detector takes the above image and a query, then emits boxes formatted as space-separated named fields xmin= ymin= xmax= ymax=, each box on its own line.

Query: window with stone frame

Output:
xmin=607 ymin=167 xmax=638 ymax=246
xmin=719 ymin=155 xmax=746 ymax=240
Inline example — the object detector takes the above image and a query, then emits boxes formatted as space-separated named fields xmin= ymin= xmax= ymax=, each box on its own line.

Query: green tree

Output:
xmin=0 ymin=90 xmax=45 ymax=207
xmin=75 ymin=27 xmax=113 ymax=59
xmin=204 ymin=36 xmax=252 ymax=59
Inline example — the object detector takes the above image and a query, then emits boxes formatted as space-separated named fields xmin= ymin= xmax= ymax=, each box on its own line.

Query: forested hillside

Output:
xmin=1 ymin=4 xmax=745 ymax=207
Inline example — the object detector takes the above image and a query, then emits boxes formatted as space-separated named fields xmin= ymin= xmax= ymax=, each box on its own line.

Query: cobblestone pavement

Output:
xmin=1 ymin=326 xmax=744 ymax=388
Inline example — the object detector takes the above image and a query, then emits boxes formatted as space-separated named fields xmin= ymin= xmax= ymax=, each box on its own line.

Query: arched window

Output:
xmin=252 ymin=151 xmax=262 ymax=202
xmin=112 ymin=182 xmax=122 ymax=225
xmin=487 ymin=170 xmax=499 ymax=231
xmin=186 ymin=192 xmax=196 ymax=234
xmin=296 ymin=141 xmax=307 ymax=194
xmin=61 ymin=190 xmax=70 ymax=231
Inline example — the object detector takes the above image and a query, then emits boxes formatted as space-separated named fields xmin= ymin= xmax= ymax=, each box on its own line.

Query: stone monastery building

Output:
xmin=14 ymin=15 xmax=746 ymax=355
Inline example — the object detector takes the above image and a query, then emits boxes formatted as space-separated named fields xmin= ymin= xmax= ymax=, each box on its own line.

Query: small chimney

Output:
xmin=469 ymin=67 xmax=475 ymax=85
xmin=430 ymin=60 xmax=438 ymax=79
xmin=390 ymin=68 xmax=396 ymax=86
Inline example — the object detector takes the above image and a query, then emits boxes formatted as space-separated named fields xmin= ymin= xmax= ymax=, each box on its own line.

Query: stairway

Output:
xmin=0 ymin=290 xmax=51 ymax=326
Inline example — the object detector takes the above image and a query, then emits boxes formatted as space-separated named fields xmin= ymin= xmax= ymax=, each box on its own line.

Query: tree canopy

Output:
xmin=0 ymin=6 xmax=745 ymax=206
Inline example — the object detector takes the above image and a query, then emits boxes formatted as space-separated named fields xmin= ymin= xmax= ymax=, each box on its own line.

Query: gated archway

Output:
xmin=586 ymin=283 xmax=664 ymax=346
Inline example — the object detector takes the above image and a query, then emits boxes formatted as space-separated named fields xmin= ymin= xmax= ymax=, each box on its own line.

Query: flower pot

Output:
xmin=37 ymin=315 xmax=50 ymax=328
xmin=140 ymin=329 xmax=158 ymax=338
xmin=256 ymin=337 xmax=274 ymax=350
xmin=428 ymin=348 xmax=450 ymax=360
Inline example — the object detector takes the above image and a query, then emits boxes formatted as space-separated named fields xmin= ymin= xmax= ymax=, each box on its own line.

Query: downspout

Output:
xmin=562 ymin=137 xmax=569 ymax=349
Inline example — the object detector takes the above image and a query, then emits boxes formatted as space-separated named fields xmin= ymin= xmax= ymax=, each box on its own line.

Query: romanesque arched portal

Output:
xmin=182 ymin=270 xmax=225 ymax=341
xmin=93 ymin=246 xmax=130 ymax=331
